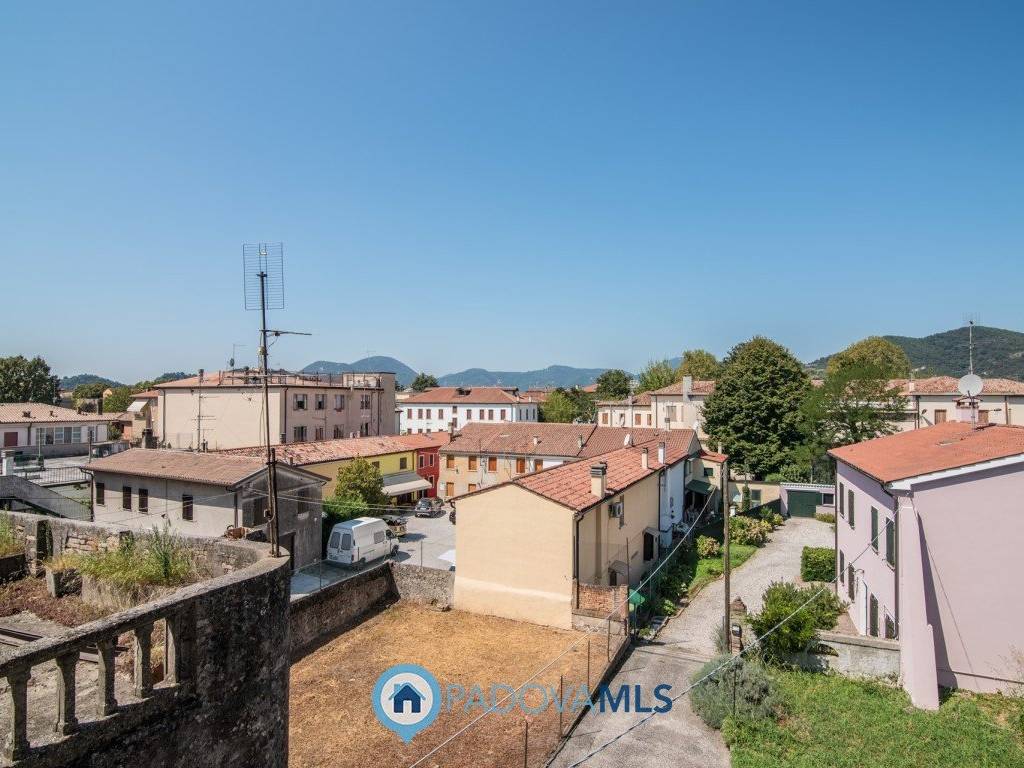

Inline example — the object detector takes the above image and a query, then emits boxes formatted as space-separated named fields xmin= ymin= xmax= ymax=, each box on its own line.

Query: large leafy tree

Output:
xmin=703 ymin=337 xmax=811 ymax=478
xmin=330 ymin=456 xmax=389 ymax=509
xmin=540 ymin=387 xmax=595 ymax=423
xmin=0 ymin=355 xmax=59 ymax=404
xmin=102 ymin=386 xmax=137 ymax=413
xmin=636 ymin=360 xmax=677 ymax=393
xmin=73 ymin=382 xmax=107 ymax=399
xmin=411 ymin=372 xmax=439 ymax=392
xmin=826 ymin=337 xmax=910 ymax=378
xmin=594 ymin=369 xmax=631 ymax=400
xmin=802 ymin=363 xmax=908 ymax=448
xmin=676 ymin=349 xmax=722 ymax=381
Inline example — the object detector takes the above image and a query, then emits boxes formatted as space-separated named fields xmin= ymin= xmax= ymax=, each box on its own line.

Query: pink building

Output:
xmin=830 ymin=422 xmax=1024 ymax=709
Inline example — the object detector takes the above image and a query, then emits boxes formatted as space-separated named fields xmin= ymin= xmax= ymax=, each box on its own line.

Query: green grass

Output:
xmin=690 ymin=543 xmax=757 ymax=594
xmin=0 ymin=514 xmax=21 ymax=557
xmin=724 ymin=669 xmax=1024 ymax=768
xmin=73 ymin=527 xmax=198 ymax=590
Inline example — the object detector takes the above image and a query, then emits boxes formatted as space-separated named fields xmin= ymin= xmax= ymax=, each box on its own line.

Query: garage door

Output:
xmin=787 ymin=490 xmax=820 ymax=517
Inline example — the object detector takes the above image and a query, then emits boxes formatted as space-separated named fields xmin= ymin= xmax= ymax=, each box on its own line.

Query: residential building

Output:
xmin=399 ymin=387 xmax=539 ymax=434
xmin=221 ymin=435 xmax=431 ymax=503
xmin=125 ymin=389 xmax=160 ymax=446
xmin=0 ymin=403 xmax=121 ymax=458
xmin=150 ymin=370 xmax=397 ymax=450
xmin=596 ymin=377 xmax=715 ymax=441
xmin=893 ymin=376 xmax=1024 ymax=430
xmin=394 ymin=432 xmax=451 ymax=498
xmin=453 ymin=436 xmax=701 ymax=628
xmin=85 ymin=448 xmax=326 ymax=570
xmin=829 ymin=422 xmax=1024 ymax=708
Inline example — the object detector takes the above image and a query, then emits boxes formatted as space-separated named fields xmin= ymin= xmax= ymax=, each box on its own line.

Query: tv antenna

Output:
xmin=228 ymin=342 xmax=246 ymax=369
xmin=963 ymin=313 xmax=981 ymax=375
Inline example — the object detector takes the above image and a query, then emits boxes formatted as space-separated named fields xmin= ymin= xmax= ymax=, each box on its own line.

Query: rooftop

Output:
xmin=829 ymin=422 xmax=1024 ymax=484
xmin=85 ymin=448 xmax=270 ymax=486
xmin=220 ymin=435 xmax=417 ymax=465
xmin=400 ymin=386 xmax=528 ymax=405
xmin=0 ymin=403 xmax=123 ymax=424
xmin=154 ymin=370 xmax=392 ymax=390
xmin=595 ymin=380 xmax=715 ymax=407
xmin=894 ymin=375 xmax=1024 ymax=396
xmin=392 ymin=432 xmax=452 ymax=450
xmin=441 ymin=422 xmax=692 ymax=459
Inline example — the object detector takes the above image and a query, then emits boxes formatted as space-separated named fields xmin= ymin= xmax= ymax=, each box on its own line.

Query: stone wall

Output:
xmin=390 ymin=563 xmax=453 ymax=609
xmin=790 ymin=631 xmax=901 ymax=679
xmin=572 ymin=580 xmax=628 ymax=620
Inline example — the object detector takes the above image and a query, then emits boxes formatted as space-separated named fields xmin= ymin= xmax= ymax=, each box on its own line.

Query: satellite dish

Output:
xmin=958 ymin=374 xmax=983 ymax=398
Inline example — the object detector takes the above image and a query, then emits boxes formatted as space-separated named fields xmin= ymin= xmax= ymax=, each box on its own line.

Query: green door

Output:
xmin=787 ymin=490 xmax=819 ymax=518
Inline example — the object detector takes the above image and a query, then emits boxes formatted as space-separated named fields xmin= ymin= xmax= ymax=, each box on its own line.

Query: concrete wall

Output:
xmin=390 ymin=563 xmax=454 ymax=609
xmin=400 ymin=401 xmax=539 ymax=434
xmin=791 ymin=631 xmax=900 ymax=679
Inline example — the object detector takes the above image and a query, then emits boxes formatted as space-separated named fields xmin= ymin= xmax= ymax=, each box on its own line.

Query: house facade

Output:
xmin=893 ymin=376 xmax=1024 ymax=430
xmin=453 ymin=438 xmax=698 ymax=629
xmin=399 ymin=387 xmax=539 ymax=434
xmin=596 ymin=377 xmax=715 ymax=442
xmin=85 ymin=448 xmax=327 ymax=570
xmin=830 ymin=422 xmax=1024 ymax=709
xmin=151 ymin=370 xmax=397 ymax=451
xmin=0 ymin=403 xmax=120 ymax=458
xmin=394 ymin=432 xmax=450 ymax=499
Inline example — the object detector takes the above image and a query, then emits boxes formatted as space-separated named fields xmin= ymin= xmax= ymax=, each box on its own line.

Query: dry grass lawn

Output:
xmin=290 ymin=603 xmax=620 ymax=768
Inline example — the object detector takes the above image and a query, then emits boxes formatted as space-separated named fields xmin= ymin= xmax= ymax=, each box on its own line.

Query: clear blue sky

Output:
xmin=3 ymin=1 xmax=1022 ymax=383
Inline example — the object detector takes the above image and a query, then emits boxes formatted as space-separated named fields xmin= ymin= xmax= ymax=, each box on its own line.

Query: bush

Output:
xmin=690 ymin=655 xmax=783 ymax=729
xmin=801 ymin=546 xmax=835 ymax=582
xmin=730 ymin=516 xmax=769 ymax=546
xmin=73 ymin=527 xmax=197 ymax=589
xmin=815 ymin=511 xmax=836 ymax=524
xmin=751 ymin=582 xmax=844 ymax=662
xmin=696 ymin=535 xmax=721 ymax=559
xmin=769 ymin=512 xmax=784 ymax=528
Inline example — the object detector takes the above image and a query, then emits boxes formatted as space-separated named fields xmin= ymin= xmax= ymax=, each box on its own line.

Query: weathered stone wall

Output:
xmin=791 ymin=631 xmax=901 ymax=679
xmin=391 ymin=563 xmax=453 ymax=609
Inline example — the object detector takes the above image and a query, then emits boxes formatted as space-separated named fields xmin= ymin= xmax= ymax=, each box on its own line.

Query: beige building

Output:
xmin=597 ymin=377 xmax=715 ymax=442
xmin=454 ymin=438 xmax=699 ymax=629
xmin=85 ymin=448 xmax=326 ymax=570
xmin=149 ymin=370 xmax=397 ymax=450
xmin=893 ymin=376 xmax=1024 ymax=430
xmin=399 ymin=386 xmax=540 ymax=434
xmin=0 ymin=403 xmax=122 ymax=458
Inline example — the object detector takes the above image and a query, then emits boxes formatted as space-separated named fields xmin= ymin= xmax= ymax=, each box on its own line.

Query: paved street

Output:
xmin=551 ymin=517 xmax=834 ymax=768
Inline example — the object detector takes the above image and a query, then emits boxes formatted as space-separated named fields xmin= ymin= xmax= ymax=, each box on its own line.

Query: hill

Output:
xmin=301 ymin=356 xmax=419 ymax=388
xmin=808 ymin=326 xmax=1024 ymax=380
xmin=59 ymin=374 xmax=123 ymax=390
xmin=437 ymin=365 xmax=611 ymax=389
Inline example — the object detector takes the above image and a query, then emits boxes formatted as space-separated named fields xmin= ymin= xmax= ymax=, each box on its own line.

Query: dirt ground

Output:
xmin=290 ymin=603 xmax=621 ymax=768
xmin=0 ymin=575 xmax=109 ymax=627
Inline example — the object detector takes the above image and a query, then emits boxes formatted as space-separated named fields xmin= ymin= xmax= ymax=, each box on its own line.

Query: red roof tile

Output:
xmin=442 ymin=422 xmax=693 ymax=459
xmin=894 ymin=376 xmax=1024 ymax=396
xmin=86 ymin=449 xmax=268 ymax=486
xmin=829 ymin=422 xmax=1024 ymax=483
xmin=219 ymin=435 xmax=414 ymax=465
xmin=399 ymin=387 xmax=527 ymax=405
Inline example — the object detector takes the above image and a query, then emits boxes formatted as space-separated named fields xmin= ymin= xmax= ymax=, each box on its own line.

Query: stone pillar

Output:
xmin=134 ymin=621 xmax=154 ymax=698
xmin=730 ymin=597 xmax=748 ymax=653
xmin=96 ymin=639 xmax=118 ymax=716
xmin=3 ymin=665 xmax=31 ymax=762
xmin=54 ymin=650 xmax=80 ymax=735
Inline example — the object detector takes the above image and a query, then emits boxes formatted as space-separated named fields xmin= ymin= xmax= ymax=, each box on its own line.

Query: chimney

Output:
xmin=577 ymin=435 xmax=584 ymax=451
xmin=683 ymin=375 xmax=693 ymax=396
xmin=590 ymin=462 xmax=607 ymax=497
xmin=641 ymin=447 xmax=649 ymax=470
xmin=908 ymin=381 xmax=916 ymax=393
xmin=658 ymin=441 xmax=665 ymax=464
xmin=533 ymin=436 xmax=540 ymax=447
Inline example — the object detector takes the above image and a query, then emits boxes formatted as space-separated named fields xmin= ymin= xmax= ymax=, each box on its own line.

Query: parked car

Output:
xmin=414 ymin=497 xmax=444 ymax=517
xmin=381 ymin=514 xmax=407 ymax=537
xmin=326 ymin=517 xmax=399 ymax=567
xmin=449 ymin=506 xmax=456 ymax=525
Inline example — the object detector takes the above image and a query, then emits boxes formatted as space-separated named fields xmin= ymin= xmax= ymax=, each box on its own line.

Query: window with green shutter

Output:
xmin=848 ymin=489 xmax=855 ymax=528
xmin=838 ymin=482 xmax=845 ymax=517
xmin=870 ymin=507 xmax=878 ymax=551
xmin=885 ymin=517 xmax=896 ymax=567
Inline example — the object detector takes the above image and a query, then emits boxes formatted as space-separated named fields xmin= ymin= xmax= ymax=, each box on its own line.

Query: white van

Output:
xmin=326 ymin=517 xmax=399 ymax=567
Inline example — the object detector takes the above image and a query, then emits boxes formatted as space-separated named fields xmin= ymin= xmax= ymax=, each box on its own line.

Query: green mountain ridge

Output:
xmin=807 ymin=326 xmax=1024 ymax=380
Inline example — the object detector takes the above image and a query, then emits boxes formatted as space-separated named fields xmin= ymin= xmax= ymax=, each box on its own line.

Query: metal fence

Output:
xmin=12 ymin=465 xmax=89 ymax=486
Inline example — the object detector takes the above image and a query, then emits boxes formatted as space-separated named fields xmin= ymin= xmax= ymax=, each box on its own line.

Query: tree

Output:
xmin=802 ymin=363 xmax=908 ymax=449
xmin=331 ymin=456 xmax=389 ymax=509
xmin=73 ymin=382 xmax=107 ymax=399
xmin=702 ymin=337 xmax=811 ymax=478
xmin=102 ymin=386 xmax=137 ymax=414
xmin=594 ymin=369 xmax=632 ymax=400
xmin=0 ymin=356 xmax=60 ymax=404
xmin=411 ymin=373 xmax=439 ymax=392
xmin=636 ymin=360 xmax=676 ymax=393
xmin=826 ymin=337 xmax=910 ymax=378
xmin=539 ymin=387 xmax=595 ymax=423
xmin=676 ymin=349 xmax=723 ymax=381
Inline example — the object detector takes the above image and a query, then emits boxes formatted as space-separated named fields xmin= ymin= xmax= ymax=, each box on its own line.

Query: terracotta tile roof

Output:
xmin=700 ymin=449 xmax=728 ymax=463
xmin=0 ymin=403 xmax=122 ymax=425
xmin=392 ymin=432 xmax=452 ymax=450
xmin=829 ymin=422 xmax=1024 ymax=484
xmin=219 ymin=435 xmax=414 ymax=466
xmin=648 ymin=380 xmax=716 ymax=396
xmin=399 ymin=387 xmax=526 ymax=405
xmin=86 ymin=449 xmax=270 ymax=486
xmin=596 ymin=392 xmax=652 ymax=407
xmin=893 ymin=376 xmax=1024 ymax=396
xmin=441 ymin=422 xmax=693 ymax=459
xmin=132 ymin=390 xmax=160 ymax=399
xmin=155 ymin=370 xmax=389 ymax=390
xmin=512 ymin=439 xmax=694 ymax=511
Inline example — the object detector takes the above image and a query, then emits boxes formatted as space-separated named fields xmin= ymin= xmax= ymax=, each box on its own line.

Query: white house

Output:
xmin=399 ymin=387 xmax=540 ymax=434
xmin=597 ymin=377 xmax=715 ymax=442
xmin=0 ymin=403 xmax=121 ymax=457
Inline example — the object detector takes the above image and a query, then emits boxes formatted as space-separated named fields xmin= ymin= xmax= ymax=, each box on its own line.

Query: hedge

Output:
xmin=800 ymin=546 xmax=835 ymax=582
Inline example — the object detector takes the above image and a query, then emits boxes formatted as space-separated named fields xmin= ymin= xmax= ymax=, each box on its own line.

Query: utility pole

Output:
xmin=721 ymin=457 xmax=731 ymax=651
xmin=258 ymin=271 xmax=280 ymax=558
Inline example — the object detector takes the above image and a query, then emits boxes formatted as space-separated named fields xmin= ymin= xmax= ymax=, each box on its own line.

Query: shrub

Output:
xmin=74 ymin=527 xmax=197 ymax=589
xmin=751 ymin=581 xmax=843 ymax=662
xmin=801 ymin=546 xmax=835 ymax=582
xmin=690 ymin=655 xmax=783 ymax=729
xmin=696 ymin=535 xmax=721 ymax=559
xmin=730 ymin=516 xmax=768 ymax=547
xmin=0 ymin=514 xmax=20 ymax=557
xmin=814 ymin=511 xmax=836 ymax=524
xmin=769 ymin=513 xmax=784 ymax=528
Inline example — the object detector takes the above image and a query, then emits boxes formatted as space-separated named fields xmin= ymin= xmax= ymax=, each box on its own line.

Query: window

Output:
xmin=182 ymin=494 xmax=194 ymax=521
xmin=500 ymin=409 xmax=506 ymax=420
xmin=868 ymin=594 xmax=879 ymax=637
xmin=885 ymin=517 xmax=896 ymax=568
xmin=534 ymin=459 xmax=543 ymax=471
xmin=314 ymin=426 xmax=324 ymax=441
xmin=360 ymin=394 xmax=371 ymax=409
xmin=848 ymin=489 xmax=855 ymax=528
xmin=838 ymin=482 xmax=845 ymax=517
xmin=703 ymin=467 xmax=714 ymax=478
xmin=465 ymin=409 xmax=471 ymax=420
xmin=407 ymin=409 xmax=413 ymax=420
xmin=516 ymin=458 xmax=526 ymax=473
xmin=446 ymin=455 xmax=455 ymax=470
xmin=646 ymin=414 xmax=652 ymax=426
xmin=468 ymin=483 xmax=478 ymax=493
xmin=884 ymin=612 xmax=897 ymax=640
xmin=139 ymin=488 xmax=148 ymax=513
xmin=373 ymin=530 xmax=385 ymax=545
xmin=333 ymin=426 xmax=342 ymax=439
xmin=978 ymin=409 xmax=990 ymax=424
xmin=437 ymin=409 xmax=445 ymax=421
xmin=122 ymin=486 xmax=132 ymax=511
xmin=293 ymin=426 xmax=307 ymax=442
xmin=839 ymin=551 xmax=845 ymax=582
xmin=478 ymin=409 xmax=485 ymax=420
xmin=294 ymin=393 xmax=308 ymax=410
xmin=870 ymin=507 xmax=879 ymax=551
xmin=468 ymin=456 xmax=478 ymax=470
xmin=643 ymin=531 xmax=655 ymax=561
xmin=429 ymin=454 xmax=434 ymax=466
xmin=359 ymin=422 xmax=369 ymax=436
xmin=487 ymin=456 xmax=497 ymax=472
xmin=750 ymin=489 xmax=762 ymax=504
xmin=934 ymin=409 xmax=947 ymax=424
xmin=445 ymin=482 xmax=455 ymax=496
xmin=601 ymin=412 xmax=609 ymax=425
xmin=335 ymin=394 xmax=345 ymax=410
xmin=821 ymin=492 xmax=834 ymax=506
xmin=418 ymin=409 xmax=424 ymax=419
xmin=400 ymin=457 xmax=408 ymax=470
xmin=634 ymin=414 xmax=641 ymax=426
xmin=418 ymin=455 xmax=425 ymax=468
xmin=315 ymin=394 xmax=326 ymax=410
xmin=426 ymin=409 xmax=431 ymax=420
xmin=95 ymin=482 xmax=105 ymax=506
xmin=488 ymin=409 xmax=495 ymax=420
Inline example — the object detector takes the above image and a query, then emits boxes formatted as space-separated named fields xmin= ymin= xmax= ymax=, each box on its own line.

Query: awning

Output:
xmin=127 ymin=400 xmax=148 ymax=414
xmin=686 ymin=479 xmax=714 ymax=495
xmin=382 ymin=471 xmax=432 ymax=496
